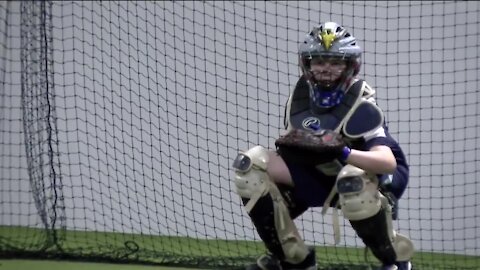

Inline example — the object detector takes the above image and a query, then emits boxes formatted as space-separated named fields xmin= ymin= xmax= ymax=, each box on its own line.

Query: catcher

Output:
xmin=232 ymin=22 xmax=414 ymax=270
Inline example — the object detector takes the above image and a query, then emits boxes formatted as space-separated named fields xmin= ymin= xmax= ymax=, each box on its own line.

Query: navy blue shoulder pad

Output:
xmin=343 ymin=100 xmax=384 ymax=138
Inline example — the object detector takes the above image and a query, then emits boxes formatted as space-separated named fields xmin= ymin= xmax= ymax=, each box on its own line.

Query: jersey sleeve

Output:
xmin=363 ymin=125 xmax=409 ymax=169
xmin=363 ymin=125 xmax=396 ymax=149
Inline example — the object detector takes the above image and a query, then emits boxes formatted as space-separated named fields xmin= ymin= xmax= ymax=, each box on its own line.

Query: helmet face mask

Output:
xmin=299 ymin=22 xmax=362 ymax=108
xmin=305 ymin=55 xmax=348 ymax=88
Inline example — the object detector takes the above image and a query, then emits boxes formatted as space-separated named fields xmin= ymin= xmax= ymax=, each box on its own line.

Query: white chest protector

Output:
xmin=284 ymin=77 xmax=384 ymax=140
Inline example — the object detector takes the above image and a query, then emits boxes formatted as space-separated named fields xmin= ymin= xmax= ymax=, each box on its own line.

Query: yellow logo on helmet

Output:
xmin=319 ymin=29 xmax=336 ymax=50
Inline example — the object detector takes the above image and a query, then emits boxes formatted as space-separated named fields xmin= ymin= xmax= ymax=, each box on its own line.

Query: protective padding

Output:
xmin=233 ymin=146 xmax=270 ymax=211
xmin=336 ymin=165 xmax=382 ymax=221
xmin=392 ymin=232 xmax=415 ymax=261
xmin=337 ymin=165 xmax=414 ymax=263
xmin=381 ymin=185 xmax=414 ymax=261
xmin=343 ymin=100 xmax=384 ymax=138
xmin=233 ymin=146 xmax=309 ymax=264
xmin=349 ymin=206 xmax=398 ymax=265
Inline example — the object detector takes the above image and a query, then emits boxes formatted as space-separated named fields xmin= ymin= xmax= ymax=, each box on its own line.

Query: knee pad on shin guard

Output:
xmin=233 ymin=146 xmax=309 ymax=264
xmin=337 ymin=165 xmax=414 ymax=264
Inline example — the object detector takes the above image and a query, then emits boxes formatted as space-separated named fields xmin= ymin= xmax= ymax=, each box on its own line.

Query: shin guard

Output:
xmin=350 ymin=207 xmax=397 ymax=265
xmin=233 ymin=146 xmax=309 ymax=264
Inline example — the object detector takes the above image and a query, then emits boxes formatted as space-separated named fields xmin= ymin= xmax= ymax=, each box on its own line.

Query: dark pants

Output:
xmin=285 ymin=162 xmax=409 ymax=209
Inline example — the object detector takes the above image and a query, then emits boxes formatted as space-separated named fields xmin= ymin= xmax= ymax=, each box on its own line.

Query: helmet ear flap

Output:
xmin=353 ymin=61 xmax=361 ymax=76
xmin=348 ymin=57 xmax=361 ymax=77
xmin=299 ymin=54 xmax=312 ymax=77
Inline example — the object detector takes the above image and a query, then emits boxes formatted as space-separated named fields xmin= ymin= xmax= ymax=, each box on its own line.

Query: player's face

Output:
xmin=310 ymin=57 xmax=347 ymax=86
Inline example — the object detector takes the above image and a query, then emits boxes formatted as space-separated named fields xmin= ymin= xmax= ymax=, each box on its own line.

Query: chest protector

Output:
xmin=284 ymin=76 xmax=384 ymax=141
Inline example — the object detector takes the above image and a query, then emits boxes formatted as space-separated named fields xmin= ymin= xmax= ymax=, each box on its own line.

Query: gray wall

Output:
xmin=1 ymin=1 xmax=479 ymax=256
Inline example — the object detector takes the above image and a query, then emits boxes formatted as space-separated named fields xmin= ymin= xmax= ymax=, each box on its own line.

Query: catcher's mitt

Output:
xmin=275 ymin=128 xmax=346 ymax=165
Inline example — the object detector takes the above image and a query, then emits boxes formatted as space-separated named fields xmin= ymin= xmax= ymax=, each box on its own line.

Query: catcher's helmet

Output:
xmin=299 ymin=22 xmax=362 ymax=108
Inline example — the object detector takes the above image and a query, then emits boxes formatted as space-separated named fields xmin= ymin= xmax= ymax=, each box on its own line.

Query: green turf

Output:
xmin=0 ymin=259 xmax=206 ymax=270
xmin=1 ymin=226 xmax=479 ymax=269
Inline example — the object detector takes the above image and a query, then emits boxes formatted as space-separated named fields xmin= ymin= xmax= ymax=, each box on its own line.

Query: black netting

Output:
xmin=1 ymin=1 xmax=479 ymax=269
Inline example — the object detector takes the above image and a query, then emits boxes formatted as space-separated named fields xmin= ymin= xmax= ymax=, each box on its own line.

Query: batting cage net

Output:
xmin=1 ymin=1 xmax=479 ymax=269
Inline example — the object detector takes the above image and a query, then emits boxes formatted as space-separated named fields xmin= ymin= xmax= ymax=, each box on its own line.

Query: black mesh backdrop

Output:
xmin=1 ymin=1 xmax=479 ymax=270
